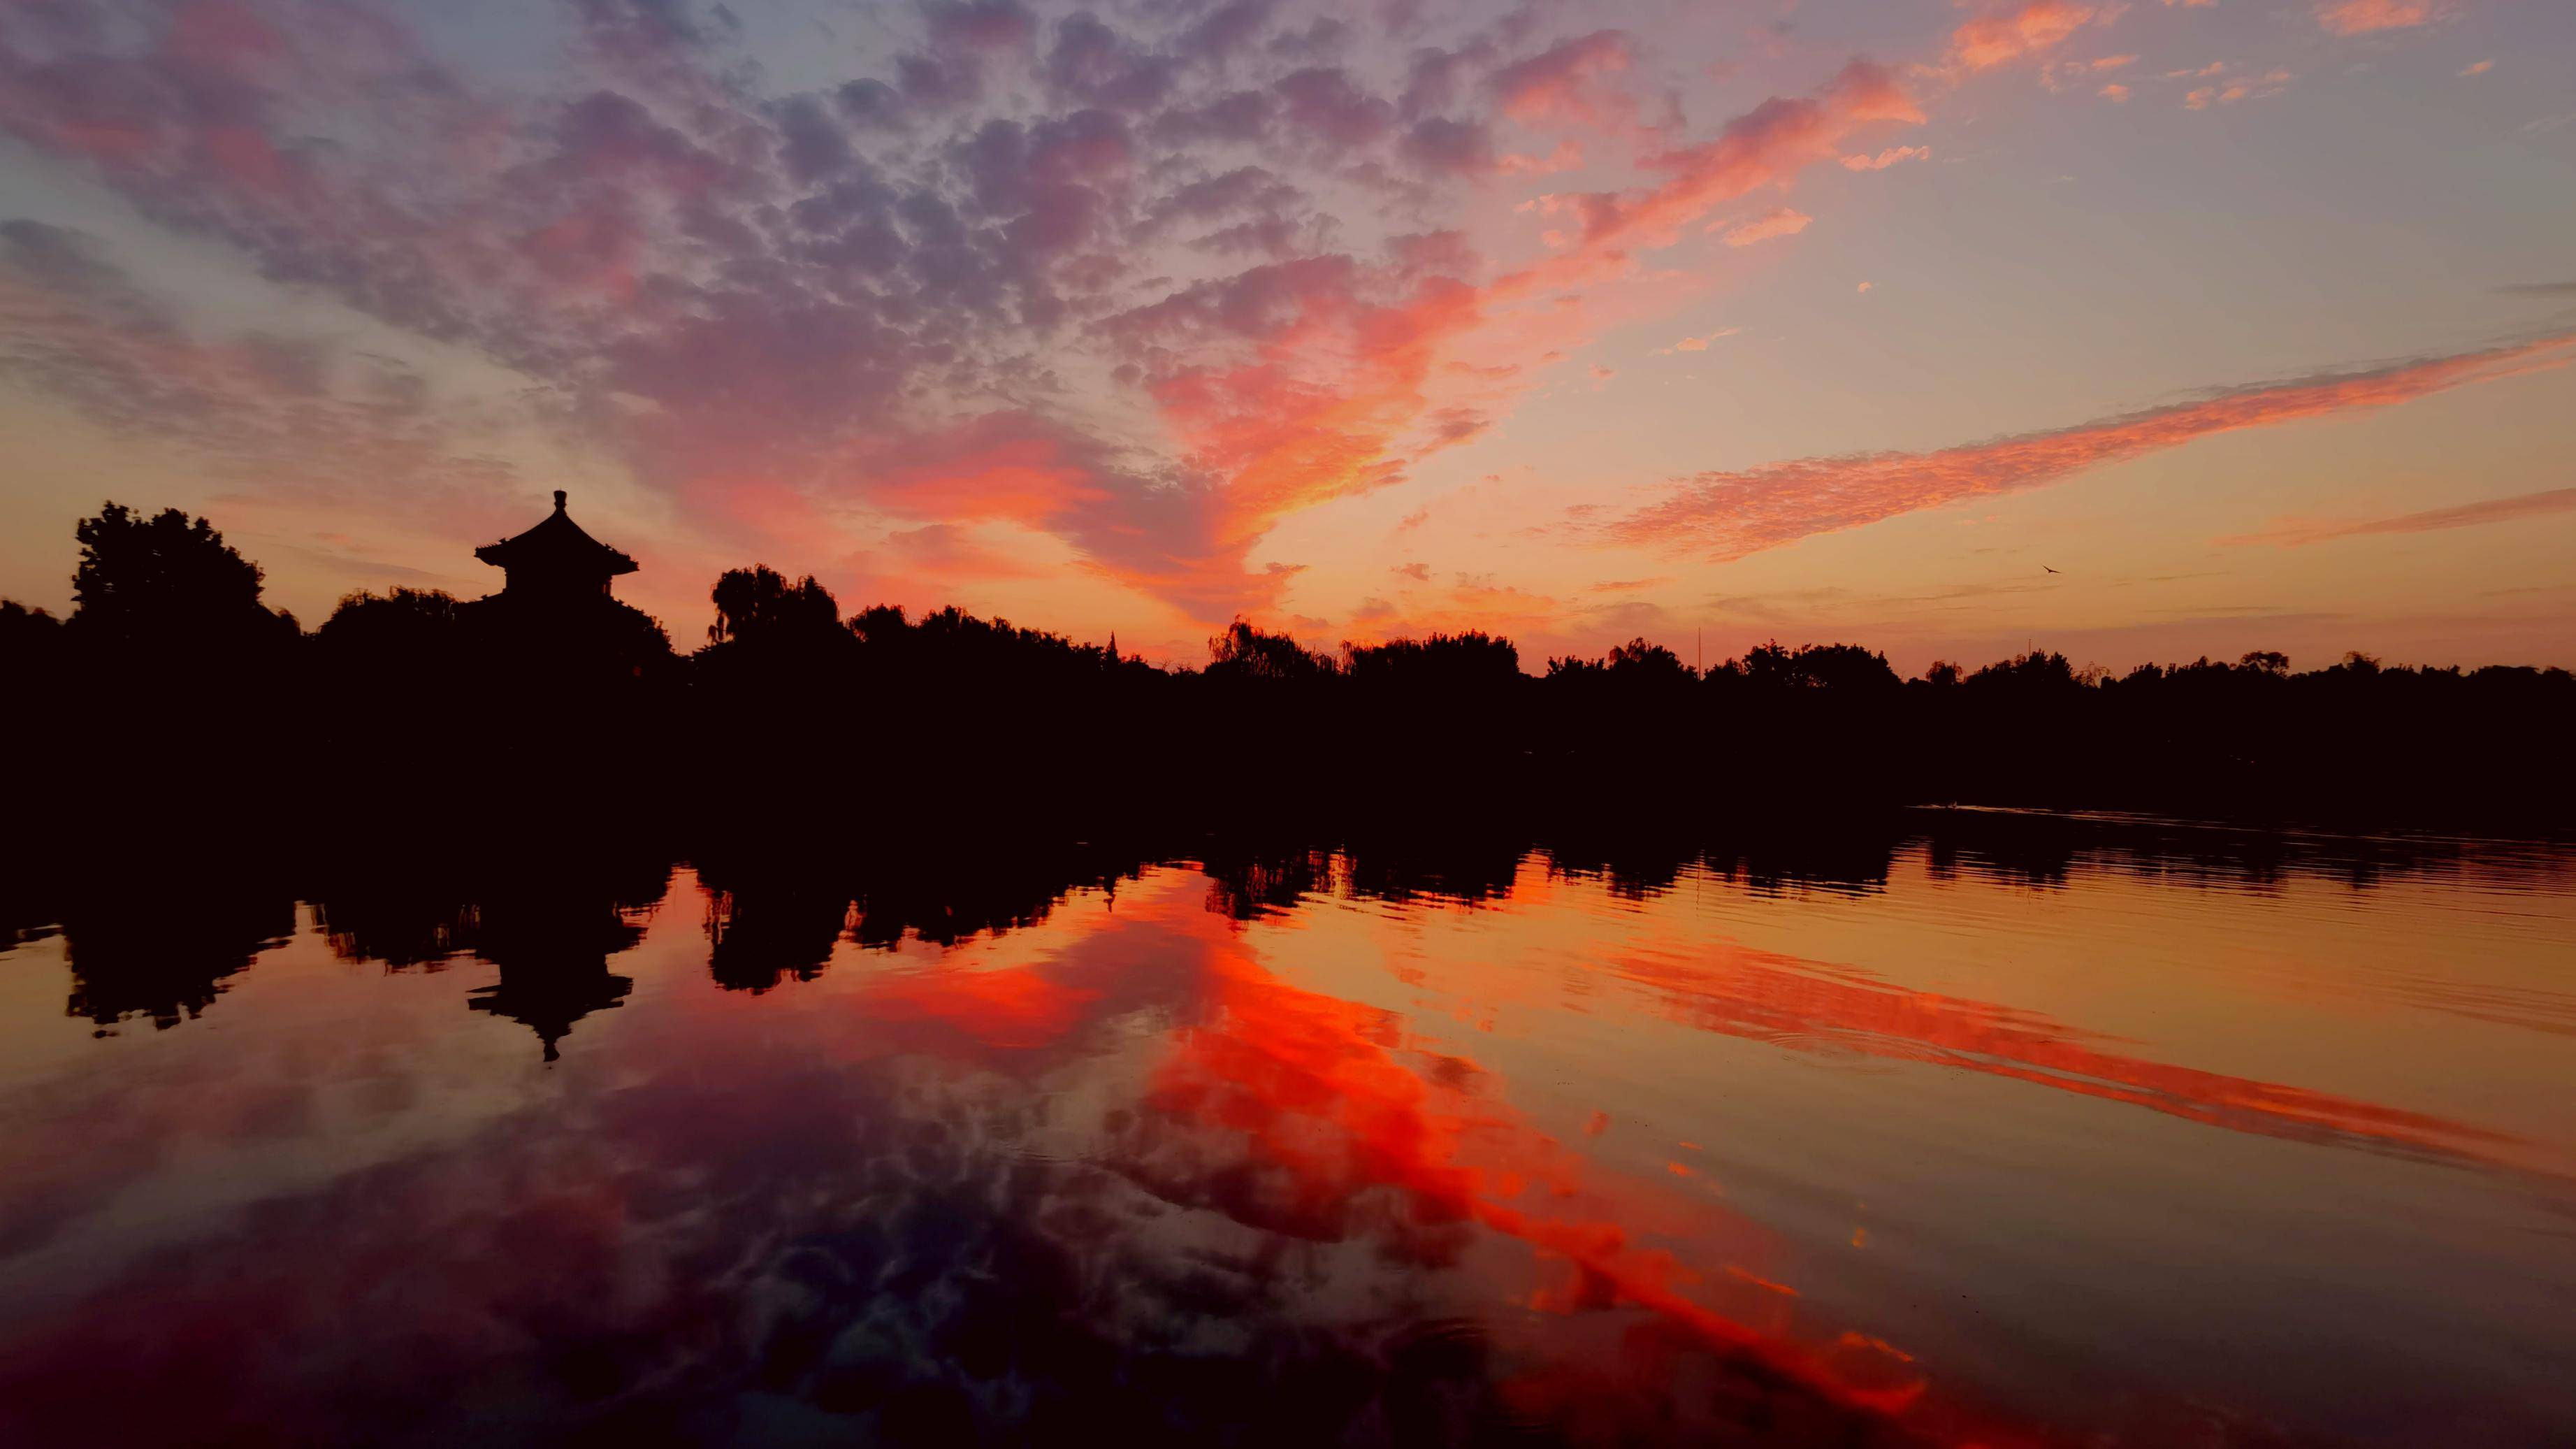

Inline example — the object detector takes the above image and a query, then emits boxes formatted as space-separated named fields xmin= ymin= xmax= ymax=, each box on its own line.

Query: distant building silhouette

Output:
xmin=456 ymin=491 xmax=670 ymax=707
xmin=472 ymin=489 xmax=637 ymax=604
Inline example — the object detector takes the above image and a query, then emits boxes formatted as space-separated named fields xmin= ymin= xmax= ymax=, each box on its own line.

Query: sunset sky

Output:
xmin=2 ymin=0 xmax=2570 ymax=670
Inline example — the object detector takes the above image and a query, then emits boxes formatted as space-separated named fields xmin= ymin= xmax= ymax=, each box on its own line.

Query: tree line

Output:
xmin=3 ymin=500 xmax=2569 ymax=830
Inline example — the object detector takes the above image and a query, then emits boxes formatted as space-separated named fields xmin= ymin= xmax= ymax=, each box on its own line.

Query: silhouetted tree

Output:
xmin=50 ymin=503 xmax=301 ymax=790
xmin=709 ymin=565 xmax=844 ymax=648
xmin=68 ymin=503 xmax=289 ymax=651
xmin=1208 ymin=619 xmax=1339 ymax=683
xmin=313 ymin=588 xmax=465 ymax=712
xmin=0 ymin=600 xmax=64 ymax=691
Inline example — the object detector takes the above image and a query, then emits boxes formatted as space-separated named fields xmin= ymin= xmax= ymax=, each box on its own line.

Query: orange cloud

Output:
xmin=1658 ymin=328 xmax=1741 ymax=354
xmin=2315 ymin=0 xmax=2450 ymax=35
xmin=2217 ymin=487 xmax=2576 ymax=547
xmin=1607 ymin=333 xmax=2576 ymax=561
xmin=1950 ymin=0 xmax=2099 ymax=71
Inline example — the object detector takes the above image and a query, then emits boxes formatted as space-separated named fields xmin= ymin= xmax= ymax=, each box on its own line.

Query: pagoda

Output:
xmin=474 ymin=490 xmax=637 ymax=603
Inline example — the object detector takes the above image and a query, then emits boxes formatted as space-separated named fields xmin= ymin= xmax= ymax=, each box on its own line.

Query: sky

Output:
xmin=1 ymin=0 xmax=2570 ymax=672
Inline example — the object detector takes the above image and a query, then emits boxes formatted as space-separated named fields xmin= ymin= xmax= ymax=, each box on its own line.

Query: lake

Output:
xmin=2 ymin=810 xmax=2570 ymax=1446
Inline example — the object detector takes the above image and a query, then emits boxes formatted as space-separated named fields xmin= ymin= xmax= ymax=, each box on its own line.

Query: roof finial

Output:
xmin=553 ymin=489 xmax=567 ymax=512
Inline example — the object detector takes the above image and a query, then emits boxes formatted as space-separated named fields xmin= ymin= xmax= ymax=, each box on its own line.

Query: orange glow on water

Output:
xmin=1131 ymin=928 xmax=2039 ymax=1440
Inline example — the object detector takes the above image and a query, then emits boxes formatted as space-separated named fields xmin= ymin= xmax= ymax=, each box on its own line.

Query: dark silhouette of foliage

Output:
xmin=62 ymin=500 xmax=298 ymax=689
xmin=1208 ymin=619 xmax=1339 ymax=682
xmin=8 ymin=500 xmax=2570 ymax=832
xmin=709 ymin=565 xmax=844 ymax=648
xmin=69 ymin=503 xmax=287 ymax=649
xmin=314 ymin=588 xmax=466 ymax=714
xmin=0 ymin=600 xmax=64 ymax=692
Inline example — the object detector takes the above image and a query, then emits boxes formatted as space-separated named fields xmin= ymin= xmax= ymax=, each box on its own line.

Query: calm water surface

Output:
xmin=2 ymin=812 xmax=2571 ymax=1446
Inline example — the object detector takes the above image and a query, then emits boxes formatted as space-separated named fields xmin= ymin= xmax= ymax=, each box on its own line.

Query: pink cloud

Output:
xmin=1716 ymin=207 xmax=1811 ymax=247
xmin=1840 ymin=145 xmax=1930 ymax=171
xmin=1504 ymin=60 xmax=1919 ymax=291
xmin=2217 ymin=488 xmax=2576 ymax=547
xmin=0 ymin=0 xmax=1954 ymax=632
xmin=1605 ymin=334 xmax=2576 ymax=561
xmin=1951 ymin=0 xmax=2099 ymax=71
xmin=2183 ymin=67 xmax=2293 ymax=109
xmin=2315 ymin=0 xmax=2451 ymax=36
xmin=1487 ymin=30 xmax=1637 ymax=132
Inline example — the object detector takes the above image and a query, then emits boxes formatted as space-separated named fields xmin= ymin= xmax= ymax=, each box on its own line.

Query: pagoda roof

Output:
xmin=475 ymin=491 xmax=637 ymax=577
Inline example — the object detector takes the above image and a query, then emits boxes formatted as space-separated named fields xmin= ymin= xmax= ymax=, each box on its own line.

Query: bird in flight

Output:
xmin=2042 ymin=565 xmax=2060 ymax=574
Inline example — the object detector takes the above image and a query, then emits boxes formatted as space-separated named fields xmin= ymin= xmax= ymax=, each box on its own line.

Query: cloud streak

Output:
xmin=2217 ymin=487 xmax=2576 ymax=547
xmin=1607 ymin=334 xmax=2576 ymax=560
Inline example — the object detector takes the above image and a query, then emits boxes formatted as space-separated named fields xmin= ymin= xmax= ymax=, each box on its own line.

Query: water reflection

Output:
xmin=0 ymin=812 xmax=2569 ymax=1446
xmin=307 ymin=837 xmax=674 ymax=1061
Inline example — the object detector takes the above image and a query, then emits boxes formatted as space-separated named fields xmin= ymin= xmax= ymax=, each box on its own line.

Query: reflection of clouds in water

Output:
xmin=0 ymin=871 xmax=2000 ymax=1446
xmin=7 ymin=819 xmax=2570 ymax=1446
xmin=1600 ymin=937 xmax=2521 ymax=1169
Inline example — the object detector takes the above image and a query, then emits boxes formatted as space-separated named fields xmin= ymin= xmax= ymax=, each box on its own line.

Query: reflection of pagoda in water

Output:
xmin=465 ymin=895 xmax=646 ymax=1062
xmin=472 ymin=490 xmax=637 ymax=605
xmin=307 ymin=833 xmax=672 ymax=1063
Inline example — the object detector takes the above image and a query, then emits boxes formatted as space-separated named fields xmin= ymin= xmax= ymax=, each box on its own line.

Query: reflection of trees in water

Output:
xmin=1198 ymin=834 xmax=1529 ymax=919
xmin=701 ymin=874 xmax=846 ymax=993
xmin=61 ymin=876 xmax=296 ymax=1032
xmin=314 ymin=891 xmax=479 ymax=969
xmin=690 ymin=837 xmax=1155 ymax=992
xmin=29 ymin=807 xmax=2566 ymax=1051
xmin=37 ymin=832 xmax=298 ymax=1034
xmin=1198 ymin=844 xmax=1336 ymax=920
xmin=1339 ymin=830 xmax=1527 ymax=907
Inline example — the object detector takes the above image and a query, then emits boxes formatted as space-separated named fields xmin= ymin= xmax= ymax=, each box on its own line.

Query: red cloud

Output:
xmin=1607 ymin=334 xmax=2576 ymax=559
